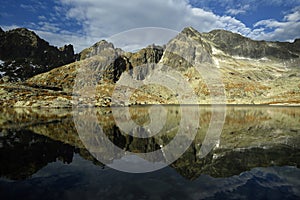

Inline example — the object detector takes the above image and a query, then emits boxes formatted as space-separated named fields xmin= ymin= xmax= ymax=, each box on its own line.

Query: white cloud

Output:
xmin=252 ymin=6 xmax=300 ymax=41
xmin=38 ymin=15 xmax=47 ymax=20
xmin=20 ymin=1 xmax=47 ymax=12
xmin=284 ymin=7 xmax=300 ymax=22
xmin=226 ymin=4 xmax=250 ymax=15
xmin=2 ymin=0 xmax=300 ymax=52
xmin=54 ymin=0 xmax=253 ymax=51
xmin=1 ymin=25 xmax=20 ymax=31
xmin=190 ymin=0 xmax=300 ymax=7
xmin=37 ymin=22 xmax=60 ymax=32
xmin=34 ymin=30 xmax=91 ymax=51
xmin=20 ymin=4 xmax=37 ymax=12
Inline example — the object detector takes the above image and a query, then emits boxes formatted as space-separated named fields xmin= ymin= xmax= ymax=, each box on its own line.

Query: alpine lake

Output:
xmin=0 ymin=105 xmax=299 ymax=200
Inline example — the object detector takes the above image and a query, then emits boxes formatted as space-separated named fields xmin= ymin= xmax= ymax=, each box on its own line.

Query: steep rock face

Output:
xmin=202 ymin=29 xmax=300 ymax=59
xmin=26 ymin=43 xmax=164 ymax=92
xmin=78 ymin=40 xmax=122 ymax=60
xmin=156 ymin=27 xmax=300 ymax=104
xmin=0 ymin=28 xmax=76 ymax=81
xmin=25 ymin=41 xmax=124 ymax=92
xmin=125 ymin=44 xmax=164 ymax=66
xmin=123 ymin=44 xmax=164 ymax=80
xmin=161 ymin=27 xmax=213 ymax=71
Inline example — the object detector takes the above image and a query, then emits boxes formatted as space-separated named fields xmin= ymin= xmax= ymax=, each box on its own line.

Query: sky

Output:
xmin=0 ymin=0 xmax=299 ymax=52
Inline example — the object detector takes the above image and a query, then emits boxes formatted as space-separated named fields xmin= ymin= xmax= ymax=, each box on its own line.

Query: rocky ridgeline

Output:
xmin=0 ymin=27 xmax=300 ymax=107
xmin=0 ymin=27 xmax=76 ymax=81
xmin=202 ymin=29 xmax=300 ymax=59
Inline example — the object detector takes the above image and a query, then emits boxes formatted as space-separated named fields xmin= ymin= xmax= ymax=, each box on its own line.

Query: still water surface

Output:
xmin=0 ymin=106 xmax=299 ymax=199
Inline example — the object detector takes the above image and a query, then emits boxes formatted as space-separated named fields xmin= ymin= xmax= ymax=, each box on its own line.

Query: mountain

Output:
xmin=0 ymin=27 xmax=76 ymax=81
xmin=202 ymin=29 xmax=300 ymax=59
xmin=0 ymin=27 xmax=300 ymax=107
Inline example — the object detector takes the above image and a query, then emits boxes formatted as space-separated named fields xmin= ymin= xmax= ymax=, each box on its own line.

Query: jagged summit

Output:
xmin=76 ymin=26 xmax=300 ymax=63
xmin=179 ymin=27 xmax=300 ymax=60
xmin=0 ymin=27 xmax=76 ymax=81
xmin=78 ymin=40 xmax=119 ymax=60
xmin=7 ymin=28 xmax=39 ymax=43
xmin=202 ymin=28 xmax=300 ymax=59
xmin=181 ymin=26 xmax=201 ymax=36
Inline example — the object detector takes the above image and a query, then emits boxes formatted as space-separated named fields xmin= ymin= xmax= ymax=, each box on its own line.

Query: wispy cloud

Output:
xmin=20 ymin=1 xmax=48 ymax=13
xmin=38 ymin=15 xmax=47 ymax=20
xmin=226 ymin=4 xmax=250 ymax=15
xmin=34 ymin=29 xmax=90 ymax=51
xmin=54 ymin=0 xmax=252 ymax=51
xmin=20 ymin=4 xmax=37 ymax=12
xmin=1 ymin=25 xmax=20 ymax=31
xmin=37 ymin=21 xmax=60 ymax=33
xmin=2 ymin=0 xmax=299 ymax=52
xmin=190 ymin=0 xmax=300 ymax=7
xmin=252 ymin=6 xmax=300 ymax=41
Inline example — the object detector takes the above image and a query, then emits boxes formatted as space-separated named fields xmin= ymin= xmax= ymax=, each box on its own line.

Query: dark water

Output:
xmin=0 ymin=106 xmax=299 ymax=200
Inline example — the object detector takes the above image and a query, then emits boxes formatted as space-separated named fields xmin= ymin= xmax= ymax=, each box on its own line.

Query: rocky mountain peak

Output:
xmin=8 ymin=28 xmax=38 ymax=38
xmin=160 ymin=27 xmax=213 ymax=71
xmin=202 ymin=29 xmax=299 ymax=59
xmin=206 ymin=29 xmax=245 ymax=39
xmin=125 ymin=44 xmax=164 ymax=66
xmin=293 ymin=38 xmax=300 ymax=49
xmin=79 ymin=40 xmax=121 ymax=60
xmin=181 ymin=27 xmax=201 ymax=37
xmin=180 ymin=26 xmax=207 ymax=44
xmin=0 ymin=27 xmax=76 ymax=81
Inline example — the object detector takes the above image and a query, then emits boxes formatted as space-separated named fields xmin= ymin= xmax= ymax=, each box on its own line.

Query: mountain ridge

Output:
xmin=0 ymin=26 xmax=300 ymax=107
xmin=0 ymin=27 xmax=76 ymax=81
xmin=202 ymin=28 xmax=299 ymax=59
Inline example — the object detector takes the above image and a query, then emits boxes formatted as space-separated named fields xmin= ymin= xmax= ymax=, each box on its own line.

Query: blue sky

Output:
xmin=0 ymin=0 xmax=299 ymax=52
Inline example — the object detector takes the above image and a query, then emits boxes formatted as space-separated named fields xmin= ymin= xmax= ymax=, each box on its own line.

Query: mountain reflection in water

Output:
xmin=0 ymin=106 xmax=299 ymax=199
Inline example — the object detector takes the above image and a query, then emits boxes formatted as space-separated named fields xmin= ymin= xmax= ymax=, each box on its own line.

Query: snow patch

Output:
xmin=232 ymin=56 xmax=254 ymax=60
xmin=214 ymin=58 xmax=220 ymax=68
xmin=233 ymin=56 xmax=270 ymax=62
xmin=30 ymin=64 xmax=37 ymax=68
xmin=211 ymin=46 xmax=224 ymax=56
xmin=258 ymin=57 xmax=269 ymax=61
xmin=0 ymin=71 xmax=6 ymax=76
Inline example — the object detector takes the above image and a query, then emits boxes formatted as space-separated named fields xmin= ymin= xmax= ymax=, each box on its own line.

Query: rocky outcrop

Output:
xmin=25 ymin=43 xmax=164 ymax=91
xmin=161 ymin=27 xmax=213 ymax=71
xmin=0 ymin=28 xmax=76 ymax=81
xmin=0 ymin=27 xmax=4 ymax=34
xmin=159 ymin=27 xmax=300 ymax=104
xmin=78 ymin=40 xmax=122 ymax=60
xmin=125 ymin=44 xmax=164 ymax=66
xmin=202 ymin=29 xmax=299 ymax=59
